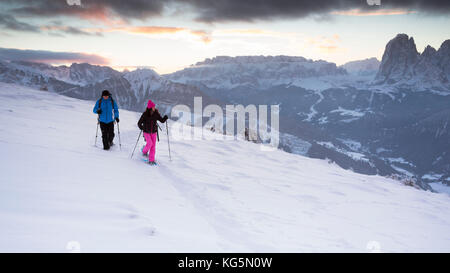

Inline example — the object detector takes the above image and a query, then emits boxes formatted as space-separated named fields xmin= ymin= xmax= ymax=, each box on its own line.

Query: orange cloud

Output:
xmin=219 ymin=29 xmax=266 ymax=35
xmin=331 ymin=8 xmax=416 ymax=16
xmin=97 ymin=26 xmax=211 ymax=43
xmin=306 ymin=35 xmax=343 ymax=54
xmin=118 ymin=26 xmax=185 ymax=34
xmin=318 ymin=45 xmax=339 ymax=53
xmin=190 ymin=30 xmax=212 ymax=43
xmin=214 ymin=28 xmax=295 ymax=37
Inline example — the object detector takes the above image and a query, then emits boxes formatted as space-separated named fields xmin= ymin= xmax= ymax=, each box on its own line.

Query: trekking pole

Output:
xmin=131 ymin=130 xmax=142 ymax=159
xmin=116 ymin=121 xmax=122 ymax=150
xmin=95 ymin=119 xmax=99 ymax=146
xmin=166 ymin=120 xmax=172 ymax=161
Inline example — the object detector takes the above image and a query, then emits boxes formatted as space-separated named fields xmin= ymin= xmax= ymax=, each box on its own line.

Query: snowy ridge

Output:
xmin=67 ymin=63 xmax=122 ymax=86
xmin=165 ymin=55 xmax=347 ymax=90
xmin=0 ymin=60 xmax=77 ymax=92
xmin=7 ymin=61 xmax=72 ymax=83
xmin=341 ymin=57 xmax=380 ymax=76
xmin=123 ymin=68 xmax=163 ymax=97
xmin=1 ymin=82 xmax=450 ymax=252
xmin=0 ymin=61 xmax=121 ymax=86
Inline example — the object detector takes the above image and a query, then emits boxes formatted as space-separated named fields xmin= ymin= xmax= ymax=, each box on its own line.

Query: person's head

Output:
xmin=147 ymin=99 xmax=155 ymax=111
xmin=102 ymin=90 xmax=111 ymax=99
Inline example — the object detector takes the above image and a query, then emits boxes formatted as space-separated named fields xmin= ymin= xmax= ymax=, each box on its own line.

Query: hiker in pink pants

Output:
xmin=137 ymin=99 xmax=168 ymax=165
xmin=143 ymin=132 xmax=157 ymax=162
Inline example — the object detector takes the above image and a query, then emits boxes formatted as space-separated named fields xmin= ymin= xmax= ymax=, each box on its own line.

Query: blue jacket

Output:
xmin=93 ymin=98 xmax=119 ymax=124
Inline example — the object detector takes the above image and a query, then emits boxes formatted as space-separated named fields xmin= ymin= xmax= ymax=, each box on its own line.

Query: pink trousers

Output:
xmin=142 ymin=132 xmax=157 ymax=162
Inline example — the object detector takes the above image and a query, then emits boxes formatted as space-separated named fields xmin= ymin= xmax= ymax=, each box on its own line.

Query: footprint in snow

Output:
xmin=114 ymin=202 xmax=157 ymax=236
xmin=135 ymin=226 xmax=156 ymax=237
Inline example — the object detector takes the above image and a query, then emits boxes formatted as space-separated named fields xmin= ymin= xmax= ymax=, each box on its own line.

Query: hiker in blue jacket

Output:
xmin=93 ymin=90 xmax=119 ymax=150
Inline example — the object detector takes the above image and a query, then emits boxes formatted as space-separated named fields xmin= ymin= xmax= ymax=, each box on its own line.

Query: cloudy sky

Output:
xmin=0 ymin=0 xmax=449 ymax=74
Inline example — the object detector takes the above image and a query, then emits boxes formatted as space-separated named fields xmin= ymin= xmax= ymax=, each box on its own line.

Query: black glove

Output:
xmin=115 ymin=118 xmax=119 ymax=123
xmin=163 ymin=115 xmax=168 ymax=122
xmin=97 ymin=108 xmax=102 ymax=114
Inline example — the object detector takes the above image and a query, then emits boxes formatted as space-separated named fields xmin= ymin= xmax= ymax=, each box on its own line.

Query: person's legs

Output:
xmin=142 ymin=132 xmax=153 ymax=155
xmin=107 ymin=122 xmax=115 ymax=146
xmin=99 ymin=122 xmax=109 ymax=150
xmin=149 ymin=133 xmax=157 ymax=162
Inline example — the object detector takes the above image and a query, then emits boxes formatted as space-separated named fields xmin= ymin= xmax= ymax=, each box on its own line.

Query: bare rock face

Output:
xmin=375 ymin=34 xmax=450 ymax=90
xmin=436 ymin=40 xmax=450 ymax=77
xmin=375 ymin=34 xmax=419 ymax=84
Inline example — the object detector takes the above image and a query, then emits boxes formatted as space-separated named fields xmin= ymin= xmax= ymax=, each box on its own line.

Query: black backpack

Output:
xmin=98 ymin=96 xmax=115 ymax=109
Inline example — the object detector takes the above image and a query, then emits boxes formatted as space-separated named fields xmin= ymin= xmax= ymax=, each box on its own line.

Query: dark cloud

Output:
xmin=0 ymin=13 xmax=101 ymax=36
xmin=62 ymin=26 xmax=100 ymax=36
xmin=2 ymin=0 xmax=166 ymax=23
xmin=179 ymin=0 xmax=352 ymax=23
xmin=41 ymin=24 xmax=103 ymax=37
xmin=63 ymin=26 xmax=103 ymax=36
xmin=0 ymin=0 xmax=449 ymax=23
xmin=0 ymin=47 xmax=110 ymax=65
xmin=177 ymin=0 xmax=450 ymax=23
xmin=0 ymin=14 xmax=40 ymax=32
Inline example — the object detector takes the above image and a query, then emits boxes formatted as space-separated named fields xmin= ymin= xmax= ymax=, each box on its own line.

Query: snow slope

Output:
xmin=0 ymin=83 xmax=449 ymax=252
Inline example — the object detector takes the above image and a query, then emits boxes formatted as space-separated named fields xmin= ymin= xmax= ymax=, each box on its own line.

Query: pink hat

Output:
xmin=147 ymin=99 xmax=155 ymax=109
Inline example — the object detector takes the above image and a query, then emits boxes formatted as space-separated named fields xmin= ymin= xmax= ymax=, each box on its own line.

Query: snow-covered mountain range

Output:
xmin=165 ymin=55 xmax=348 ymax=90
xmin=0 ymin=60 xmax=77 ymax=92
xmin=0 ymin=61 xmax=121 ymax=86
xmin=1 ymin=82 xmax=449 ymax=252
xmin=160 ymin=35 xmax=450 ymax=187
xmin=341 ymin=57 xmax=380 ymax=76
xmin=0 ymin=33 xmax=449 ymax=189
xmin=0 ymin=60 xmax=219 ymax=113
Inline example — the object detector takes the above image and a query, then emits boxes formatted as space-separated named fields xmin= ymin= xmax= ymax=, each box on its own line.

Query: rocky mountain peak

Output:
xmin=436 ymin=39 xmax=450 ymax=75
xmin=374 ymin=34 xmax=449 ymax=90
xmin=375 ymin=34 xmax=419 ymax=84
xmin=421 ymin=45 xmax=437 ymax=59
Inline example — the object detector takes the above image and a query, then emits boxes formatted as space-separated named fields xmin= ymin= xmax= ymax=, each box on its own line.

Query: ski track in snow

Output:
xmin=0 ymin=82 xmax=450 ymax=252
xmin=304 ymin=90 xmax=324 ymax=122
